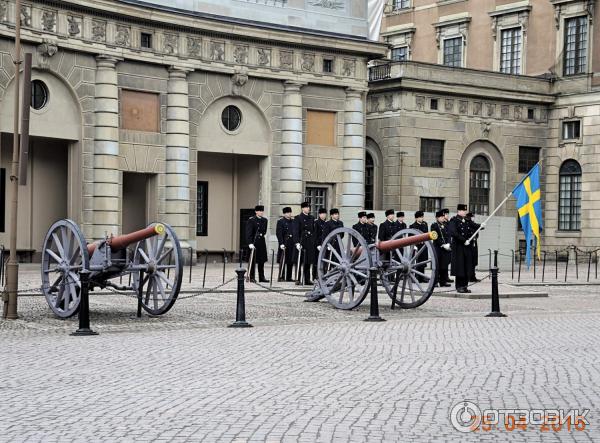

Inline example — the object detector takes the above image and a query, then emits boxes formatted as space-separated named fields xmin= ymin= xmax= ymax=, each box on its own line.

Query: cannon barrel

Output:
xmin=377 ymin=231 xmax=437 ymax=252
xmin=87 ymin=224 xmax=165 ymax=255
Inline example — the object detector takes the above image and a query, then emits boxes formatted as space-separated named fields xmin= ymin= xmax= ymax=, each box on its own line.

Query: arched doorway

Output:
xmin=459 ymin=140 xmax=505 ymax=216
xmin=469 ymin=155 xmax=491 ymax=215
xmin=365 ymin=137 xmax=383 ymax=210
xmin=196 ymin=96 xmax=272 ymax=252
xmin=0 ymin=70 xmax=81 ymax=257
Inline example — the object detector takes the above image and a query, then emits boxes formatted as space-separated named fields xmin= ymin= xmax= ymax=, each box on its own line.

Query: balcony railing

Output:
xmin=368 ymin=63 xmax=391 ymax=81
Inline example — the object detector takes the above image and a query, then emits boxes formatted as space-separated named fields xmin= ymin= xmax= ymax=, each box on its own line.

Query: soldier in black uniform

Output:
xmin=378 ymin=209 xmax=398 ymax=242
xmin=293 ymin=202 xmax=316 ymax=285
xmin=448 ymin=204 xmax=473 ymax=293
xmin=410 ymin=210 xmax=429 ymax=282
xmin=322 ymin=208 xmax=344 ymax=239
xmin=441 ymin=208 xmax=453 ymax=283
xmin=396 ymin=211 xmax=407 ymax=231
xmin=466 ymin=212 xmax=483 ymax=282
xmin=276 ymin=206 xmax=295 ymax=282
xmin=313 ymin=208 xmax=328 ymax=279
xmin=366 ymin=213 xmax=378 ymax=244
xmin=430 ymin=210 xmax=451 ymax=287
xmin=246 ymin=205 xmax=269 ymax=283
xmin=352 ymin=211 xmax=369 ymax=245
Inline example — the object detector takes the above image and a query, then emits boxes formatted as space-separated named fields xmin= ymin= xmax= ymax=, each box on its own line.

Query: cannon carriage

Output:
xmin=307 ymin=227 xmax=438 ymax=310
xmin=41 ymin=219 xmax=183 ymax=318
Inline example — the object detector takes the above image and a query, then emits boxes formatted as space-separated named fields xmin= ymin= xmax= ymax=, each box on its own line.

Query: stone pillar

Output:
xmin=341 ymin=88 xmax=365 ymax=210
xmin=165 ymin=67 xmax=190 ymax=242
xmin=280 ymin=81 xmax=304 ymax=207
xmin=93 ymin=55 xmax=120 ymax=239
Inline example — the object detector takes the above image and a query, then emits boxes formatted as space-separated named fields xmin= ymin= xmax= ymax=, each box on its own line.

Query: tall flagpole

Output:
xmin=4 ymin=0 xmax=21 ymax=319
xmin=465 ymin=192 xmax=512 ymax=246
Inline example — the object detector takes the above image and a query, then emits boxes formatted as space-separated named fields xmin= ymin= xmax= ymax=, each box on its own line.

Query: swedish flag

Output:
xmin=513 ymin=163 xmax=542 ymax=266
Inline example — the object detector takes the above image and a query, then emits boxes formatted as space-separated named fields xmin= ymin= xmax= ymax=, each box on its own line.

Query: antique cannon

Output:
xmin=41 ymin=219 xmax=183 ymax=318
xmin=307 ymin=227 xmax=438 ymax=310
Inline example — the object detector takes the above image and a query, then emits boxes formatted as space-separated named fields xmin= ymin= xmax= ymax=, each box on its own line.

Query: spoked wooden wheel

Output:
xmin=132 ymin=223 xmax=183 ymax=315
xmin=41 ymin=219 xmax=89 ymax=318
xmin=380 ymin=228 xmax=437 ymax=309
xmin=317 ymin=227 xmax=373 ymax=310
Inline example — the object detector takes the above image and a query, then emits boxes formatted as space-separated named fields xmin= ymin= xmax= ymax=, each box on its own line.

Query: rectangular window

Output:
xmin=564 ymin=16 xmax=587 ymax=76
xmin=306 ymin=110 xmax=336 ymax=146
xmin=430 ymin=98 xmax=438 ymax=110
xmin=393 ymin=0 xmax=410 ymax=10
xmin=0 ymin=168 xmax=5 ymax=232
xmin=196 ymin=181 xmax=208 ymax=236
xmin=305 ymin=187 xmax=328 ymax=215
xmin=500 ymin=27 xmax=522 ymax=74
xmin=120 ymin=90 xmax=160 ymax=132
xmin=420 ymin=139 xmax=444 ymax=168
xmin=323 ymin=59 xmax=333 ymax=73
xmin=141 ymin=32 xmax=152 ymax=49
xmin=518 ymin=146 xmax=540 ymax=173
xmin=419 ymin=197 xmax=443 ymax=213
xmin=391 ymin=46 xmax=408 ymax=61
xmin=559 ymin=174 xmax=581 ymax=231
xmin=527 ymin=108 xmax=535 ymax=120
xmin=562 ymin=120 xmax=581 ymax=140
xmin=443 ymin=37 xmax=463 ymax=67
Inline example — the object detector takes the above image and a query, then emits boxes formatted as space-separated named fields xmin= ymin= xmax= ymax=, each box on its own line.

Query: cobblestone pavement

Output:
xmin=1 ymin=264 xmax=599 ymax=442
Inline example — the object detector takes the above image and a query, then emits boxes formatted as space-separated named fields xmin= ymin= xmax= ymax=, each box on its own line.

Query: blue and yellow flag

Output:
xmin=513 ymin=163 xmax=542 ymax=266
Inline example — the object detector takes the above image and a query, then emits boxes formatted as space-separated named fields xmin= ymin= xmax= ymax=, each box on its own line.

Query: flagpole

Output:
xmin=465 ymin=192 xmax=512 ymax=246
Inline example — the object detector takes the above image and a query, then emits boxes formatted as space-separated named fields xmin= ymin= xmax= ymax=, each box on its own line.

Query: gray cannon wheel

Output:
xmin=41 ymin=219 xmax=89 ymax=318
xmin=317 ymin=227 xmax=372 ymax=310
xmin=132 ymin=222 xmax=183 ymax=315
xmin=380 ymin=228 xmax=437 ymax=309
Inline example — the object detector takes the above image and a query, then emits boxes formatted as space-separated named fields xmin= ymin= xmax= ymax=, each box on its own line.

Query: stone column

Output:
xmin=165 ymin=67 xmax=190 ymax=242
xmin=93 ymin=55 xmax=120 ymax=239
xmin=341 ymin=88 xmax=365 ymax=210
xmin=280 ymin=81 xmax=304 ymax=207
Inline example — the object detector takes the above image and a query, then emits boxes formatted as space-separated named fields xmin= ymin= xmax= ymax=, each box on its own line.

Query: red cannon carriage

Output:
xmin=41 ymin=219 xmax=183 ymax=318
xmin=306 ymin=227 xmax=438 ymax=310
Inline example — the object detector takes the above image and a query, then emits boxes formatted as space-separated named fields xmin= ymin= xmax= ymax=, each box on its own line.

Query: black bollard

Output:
xmin=575 ymin=248 xmax=579 ymax=280
xmin=269 ymin=249 xmax=275 ymax=288
xmin=229 ymin=268 xmax=253 ymax=328
xmin=202 ymin=249 xmax=208 ymax=288
xmin=587 ymin=252 xmax=592 ymax=283
xmin=542 ymin=251 xmax=547 ymax=283
xmin=365 ymin=267 xmax=385 ymax=322
xmin=555 ymin=250 xmax=558 ymax=280
xmin=189 ymin=247 xmax=193 ymax=284
xmin=486 ymin=250 xmax=506 ymax=318
xmin=564 ymin=249 xmax=569 ymax=282
xmin=596 ymin=251 xmax=598 ymax=280
xmin=532 ymin=244 xmax=536 ymax=280
xmin=222 ymin=248 xmax=227 ymax=284
xmin=137 ymin=269 xmax=144 ymax=318
xmin=71 ymin=269 xmax=99 ymax=336
xmin=511 ymin=249 xmax=514 ymax=280
xmin=517 ymin=249 xmax=523 ymax=283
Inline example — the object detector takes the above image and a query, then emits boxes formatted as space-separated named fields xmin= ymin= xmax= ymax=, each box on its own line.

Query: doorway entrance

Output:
xmin=122 ymin=172 xmax=157 ymax=234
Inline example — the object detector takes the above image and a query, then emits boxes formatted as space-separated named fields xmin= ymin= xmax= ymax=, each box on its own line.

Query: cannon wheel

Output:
xmin=41 ymin=219 xmax=89 ymax=318
xmin=317 ymin=227 xmax=373 ymax=310
xmin=132 ymin=222 xmax=183 ymax=315
xmin=380 ymin=228 xmax=437 ymax=309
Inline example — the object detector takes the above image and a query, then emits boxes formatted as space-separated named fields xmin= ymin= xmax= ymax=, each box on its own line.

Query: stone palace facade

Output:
xmin=0 ymin=0 xmax=385 ymax=258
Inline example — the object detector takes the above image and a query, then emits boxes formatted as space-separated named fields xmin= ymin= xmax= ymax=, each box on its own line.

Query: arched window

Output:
xmin=469 ymin=155 xmax=490 ymax=215
xmin=364 ymin=152 xmax=374 ymax=210
xmin=559 ymin=160 xmax=582 ymax=231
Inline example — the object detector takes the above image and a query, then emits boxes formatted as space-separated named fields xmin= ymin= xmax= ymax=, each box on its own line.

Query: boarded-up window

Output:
xmin=120 ymin=90 xmax=160 ymax=132
xmin=306 ymin=110 xmax=336 ymax=146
